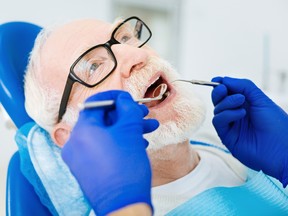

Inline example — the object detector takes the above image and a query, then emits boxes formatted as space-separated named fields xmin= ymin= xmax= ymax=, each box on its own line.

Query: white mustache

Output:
xmin=123 ymin=56 xmax=180 ymax=100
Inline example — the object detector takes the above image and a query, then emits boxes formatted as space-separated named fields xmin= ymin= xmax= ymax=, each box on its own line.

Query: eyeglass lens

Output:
xmin=113 ymin=18 xmax=150 ymax=47
xmin=72 ymin=18 xmax=150 ymax=86
xmin=73 ymin=47 xmax=115 ymax=85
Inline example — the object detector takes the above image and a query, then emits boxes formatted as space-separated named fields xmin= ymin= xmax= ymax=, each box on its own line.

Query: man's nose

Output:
xmin=112 ymin=44 xmax=148 ymax=78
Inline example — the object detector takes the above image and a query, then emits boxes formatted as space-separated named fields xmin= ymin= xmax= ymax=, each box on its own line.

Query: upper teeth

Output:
xmin=148 ymin=76 xmax=160 ymax=88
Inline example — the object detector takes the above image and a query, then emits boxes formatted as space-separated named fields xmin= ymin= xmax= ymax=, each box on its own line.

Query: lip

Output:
xmin=143 ymin=72 xmax=175 ymax=109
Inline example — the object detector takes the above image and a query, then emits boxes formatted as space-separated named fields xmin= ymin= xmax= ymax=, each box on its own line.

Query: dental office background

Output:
xmin=1 ymin=0 xmax=288 ymax=214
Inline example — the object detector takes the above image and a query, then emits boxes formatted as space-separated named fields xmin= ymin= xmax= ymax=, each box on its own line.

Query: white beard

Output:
xmin=124 ymin=56 xmax=206 ymax=151
xmin=65 ymin=56 xmax=206 ymax=151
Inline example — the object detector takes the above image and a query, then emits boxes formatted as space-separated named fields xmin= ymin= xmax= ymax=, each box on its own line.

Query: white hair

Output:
xmin=24 ymin=26 xmax=78 ymax=133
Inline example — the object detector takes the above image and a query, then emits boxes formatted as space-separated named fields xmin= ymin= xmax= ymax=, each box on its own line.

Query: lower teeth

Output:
xmin=164 ymin=91 xmax=170 ymax=98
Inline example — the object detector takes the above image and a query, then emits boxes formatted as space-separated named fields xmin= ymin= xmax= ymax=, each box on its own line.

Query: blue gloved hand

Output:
xmin=211 ymin=77 xmax=288 ymax=187
xmin=61 ymin=90 xmax=159 ymax=215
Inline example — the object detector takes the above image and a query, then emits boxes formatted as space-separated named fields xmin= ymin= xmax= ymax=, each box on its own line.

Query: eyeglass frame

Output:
xmin=57 ymin=16 xmax=152 ymax=122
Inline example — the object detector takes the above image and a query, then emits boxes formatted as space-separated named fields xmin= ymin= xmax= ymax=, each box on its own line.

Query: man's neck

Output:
xmin=148 ymin=140 xmax=200 ymax=187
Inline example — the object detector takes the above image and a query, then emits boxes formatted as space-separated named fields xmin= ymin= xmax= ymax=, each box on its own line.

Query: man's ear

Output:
xmin=51 ymin=122 xmax=71 ymax=148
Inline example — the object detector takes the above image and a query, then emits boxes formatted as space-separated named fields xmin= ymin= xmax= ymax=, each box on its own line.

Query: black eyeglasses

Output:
xmin=57 ymin=16 xmax=152 ymax=122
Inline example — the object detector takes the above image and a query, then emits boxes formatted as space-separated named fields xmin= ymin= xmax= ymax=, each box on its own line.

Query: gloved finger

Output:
xmin=116 ymin=92 xmax=143 ymax=121
xmin=221 ymin=77 xmax=257 ymax=94
xmin=222 ymin=77 xmax=271 ymax=106
xmin=116 ymin=98 xmax=149 ymax=119
xmin=85 ymin=90 xmax=126 ymax=102
xmin=143 ymin=139 xmax=149 ymax=149
xmin=143 ymin=118 xmax=159 ymax=134
xmin=138 ymin=104 xmax=149 ymax=117
xmin=214 ymin=94 xmax=245 ymax=114
xmin=78 ymin=108 xmax=107 ymax=127
xmin=211 ymin=84 xmax=228 ymax=106
xmin=212 ymin=109 xmax=246 ymax=136
xmin=211 ymin=76 xmax=223 ymax=83
xmin=80 ymin=90 xmax=129 ymax=126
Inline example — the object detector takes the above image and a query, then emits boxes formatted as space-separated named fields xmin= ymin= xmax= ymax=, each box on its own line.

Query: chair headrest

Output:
xmin=0 ymin=22 xmax=42 ymax=128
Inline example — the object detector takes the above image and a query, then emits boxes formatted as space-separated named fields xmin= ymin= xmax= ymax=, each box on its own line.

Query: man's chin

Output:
xmin=144 ymin=125 xmax=190 ymax=151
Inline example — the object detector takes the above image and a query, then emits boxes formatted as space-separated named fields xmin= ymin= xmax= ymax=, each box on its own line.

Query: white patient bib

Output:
xmin=152 ymin=148 xmax=245 ymax=216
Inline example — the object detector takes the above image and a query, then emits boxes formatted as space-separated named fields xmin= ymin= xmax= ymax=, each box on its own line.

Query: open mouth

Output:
xmin=143 ymin=76 xmax=171 ymax=108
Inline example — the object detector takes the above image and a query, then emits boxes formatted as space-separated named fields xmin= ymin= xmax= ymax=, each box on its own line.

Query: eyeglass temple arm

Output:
xmin=57 ymin=78 xmax=75 ymax=122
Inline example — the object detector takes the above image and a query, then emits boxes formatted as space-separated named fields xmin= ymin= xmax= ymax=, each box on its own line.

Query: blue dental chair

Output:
xmin=0 ymin=22 xmax=52 ymax=215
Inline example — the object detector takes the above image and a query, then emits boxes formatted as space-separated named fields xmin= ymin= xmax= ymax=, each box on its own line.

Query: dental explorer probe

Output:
xmin=172 ymin=79 xmax=220 ymax=87
xmin=79 ymin=83 xmax=168 ymax=110
xmin=79 ymin=79 xmax=220 ymax=110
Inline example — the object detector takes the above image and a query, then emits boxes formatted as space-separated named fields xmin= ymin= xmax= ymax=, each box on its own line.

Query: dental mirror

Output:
xmin=79 ymin=83 xmax=168 ymax=110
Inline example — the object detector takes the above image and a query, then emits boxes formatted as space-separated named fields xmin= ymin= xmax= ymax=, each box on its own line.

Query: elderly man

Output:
xmin=24 ymin=17 xmax=246 ymax=215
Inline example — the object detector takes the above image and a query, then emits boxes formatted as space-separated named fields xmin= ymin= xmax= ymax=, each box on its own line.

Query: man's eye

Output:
xmin=120 ymin=35 xmax=131 ymax=43
xmin=89 ymin=63 xmax=100 ymax=75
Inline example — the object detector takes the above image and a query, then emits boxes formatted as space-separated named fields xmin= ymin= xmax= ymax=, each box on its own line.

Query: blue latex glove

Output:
xmin=211 ymin=77 xmax=288 ymax=187
xmin=61 ymin=90 xmax=159 ymax=215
